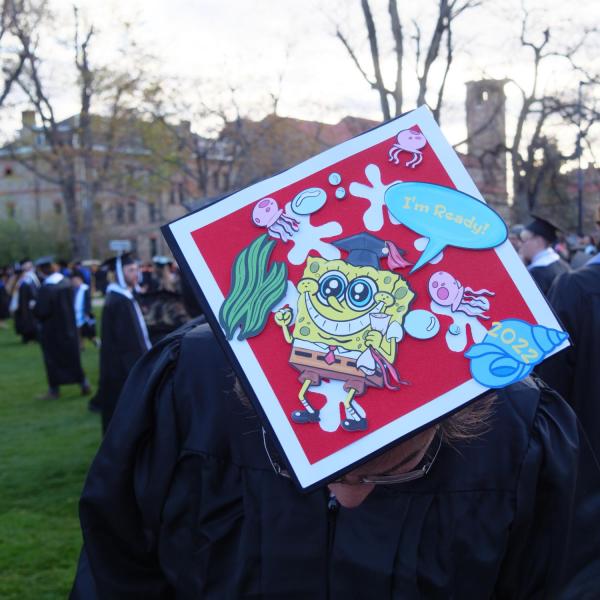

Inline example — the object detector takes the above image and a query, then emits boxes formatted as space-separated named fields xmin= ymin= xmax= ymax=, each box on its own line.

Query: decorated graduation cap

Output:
xmin=524 ymin=216 xmax=561 ymax=244
xmin=162 ymin=105 xmax=569 ymax=490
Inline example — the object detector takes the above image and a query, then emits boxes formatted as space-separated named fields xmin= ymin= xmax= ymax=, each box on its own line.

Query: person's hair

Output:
xmin=439 ymin=392 xmax=496 ymax=444
xmin=71 ymin=269 xmax=84 ymax=280
xmin=230 ymin=373 xmax=496 ymax=444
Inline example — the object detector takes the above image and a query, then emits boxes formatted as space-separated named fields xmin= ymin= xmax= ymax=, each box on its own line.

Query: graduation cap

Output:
xmin=34 ymin=255 xmax=55 ymax=267
xmin=101 ymin=253 xmax=137 ymax=288
xmin=152 ymin=255 xmax=173 ymax=266
xmin=524 ymin=216 xmax=561 ymax=244
xmin=101 ymin=252 xmax=137 ymax=271
xmin=332 ymin=232 xmax=411 ymax=270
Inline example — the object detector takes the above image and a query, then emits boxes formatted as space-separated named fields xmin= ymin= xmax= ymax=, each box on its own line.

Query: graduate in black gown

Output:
xmin=94 ymin=254 xmax=151 ymax=432
xmin=71 ymin=317 xmax=598 ymax=599
xmin=518 ymin=217 xmax=570 ymax=295
xmin=537 ymin=253 xmax=600 ymax=596
xmin=14 ymin=258 xmax=40 ymax=343
xmin=34 ymin=257 xmax=90 ymax=400
xmin=71 ymin=269 xmax=97 ymax=348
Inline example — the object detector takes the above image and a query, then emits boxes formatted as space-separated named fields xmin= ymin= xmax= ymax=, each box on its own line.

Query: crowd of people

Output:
xmin=0 ymin=253 xmax=201 ymax=429
xmin=2 ymin=210 xmax=599 ymax=598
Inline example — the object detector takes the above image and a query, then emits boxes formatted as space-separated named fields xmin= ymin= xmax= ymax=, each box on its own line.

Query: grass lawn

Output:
xmin=0 ymin=322 xmax=102 ymax=599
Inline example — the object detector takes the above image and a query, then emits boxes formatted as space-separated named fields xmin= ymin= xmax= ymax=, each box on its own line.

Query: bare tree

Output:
xmin=335 ymin=0 xmax=482 ymax=121
xmin=0 ymin=0 xmax=46 ymax=107
xmin=504 ymin=9 xmax=600 ymax=223
xmin=9 ymin=7 xmax=151 ymax=259
xmin=141 ymin=80 xmax=335 ymax=211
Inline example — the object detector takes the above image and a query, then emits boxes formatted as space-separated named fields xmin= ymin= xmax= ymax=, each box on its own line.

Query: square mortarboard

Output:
xmin=100 ymin=252 xmax=136 ymax=271
xmin=152 ymin=255 xmax=173 ymax=266
xmin=524 ymin=216 xmax=561 ymax=244
xmin=34 ymin=255 xmax=55 ymax=267
xmin=332 ymin=233 xmax=389 ymax=268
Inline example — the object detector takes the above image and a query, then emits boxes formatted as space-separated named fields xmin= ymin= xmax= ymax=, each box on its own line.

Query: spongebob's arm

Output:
xmin=365 ymin=330 xmax=397 ymax=363
xmin=274 ymin=308 xmax=293 ymax=344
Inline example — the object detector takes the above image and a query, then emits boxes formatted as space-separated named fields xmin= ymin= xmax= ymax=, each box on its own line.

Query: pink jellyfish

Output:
xmin=252 ymin=197 xmax=300 ymax=242
xmin=428 ymin=271 xmax=495 ymax=319
xmin=388 ymin=128 xmax=427 ymax=168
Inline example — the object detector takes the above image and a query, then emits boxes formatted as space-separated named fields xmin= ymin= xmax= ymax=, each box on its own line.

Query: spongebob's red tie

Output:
xmin=324 ymin=345 xmax=337 ymax=365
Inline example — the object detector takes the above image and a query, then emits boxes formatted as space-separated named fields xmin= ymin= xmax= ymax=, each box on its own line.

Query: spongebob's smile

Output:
xmin=305 ymin=292 xmax=384 ymax=336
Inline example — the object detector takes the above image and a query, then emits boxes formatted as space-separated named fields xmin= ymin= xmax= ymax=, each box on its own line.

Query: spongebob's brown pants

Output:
xmin=289 ymin=347 xmax=383 ymax=397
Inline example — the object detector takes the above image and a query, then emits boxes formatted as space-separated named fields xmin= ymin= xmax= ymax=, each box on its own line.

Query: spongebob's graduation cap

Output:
xmin=333 ymin=232 xmax=410 ymax=270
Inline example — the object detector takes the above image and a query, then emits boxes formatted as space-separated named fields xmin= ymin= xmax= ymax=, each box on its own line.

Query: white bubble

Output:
xmin=328 ymin=172 xmax=342 ymax=185
xmin=290 ymin=187 xmax=327 ymax=215
xmin=404 ymin=309 xmax=440 ymax=340
xmin=335 ymin=187 xmax=346 ymax=199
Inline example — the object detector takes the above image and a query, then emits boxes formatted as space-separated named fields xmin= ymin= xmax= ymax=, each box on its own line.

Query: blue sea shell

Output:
xmin=464 ymin=319 xmax=568 ymax=389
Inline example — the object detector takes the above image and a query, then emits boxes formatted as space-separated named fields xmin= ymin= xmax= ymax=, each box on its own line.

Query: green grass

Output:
xmin=0 ymin=322 xmax=101 ymax=599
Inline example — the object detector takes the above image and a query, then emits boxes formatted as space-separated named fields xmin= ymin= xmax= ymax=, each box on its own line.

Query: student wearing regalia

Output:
xmin=70 ymin=314 xmax=598 ymax=598
xmin=33 ymin=257 xmax=90 ymax=400
xmin=537 ymin=252 xmax=600 ymax=597
xmin=519 ymin=216 xmax=570 ymax=295
xmin=14 ymin=258 xmax=40 ymax=343
xmin=94 ymin=254 xmax=151 ymax=432
xmin=0 ymin=266 xmax=10 ymax=327
xmin=71 ymin=269 xmax=97 ymax=348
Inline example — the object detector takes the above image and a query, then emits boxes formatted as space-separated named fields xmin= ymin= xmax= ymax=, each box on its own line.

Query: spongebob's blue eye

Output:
xmin=317 ymin=271 xmax=347 ymax=304
xmin=346 ymin=278 xmax=377 ymax=310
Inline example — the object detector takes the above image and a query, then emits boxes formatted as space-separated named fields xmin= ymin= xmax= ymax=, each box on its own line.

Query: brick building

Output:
xmin=0 ymin=81 xmax=522 ymax=260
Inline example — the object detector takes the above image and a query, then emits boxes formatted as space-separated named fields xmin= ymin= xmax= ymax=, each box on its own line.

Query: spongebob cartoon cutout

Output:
xmin=275 ymin=233 xmax=414 ymax=432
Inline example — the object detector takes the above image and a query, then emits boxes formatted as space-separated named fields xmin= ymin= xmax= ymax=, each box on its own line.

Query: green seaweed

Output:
xmin=219 ymin=234 xmax=288 ymax=340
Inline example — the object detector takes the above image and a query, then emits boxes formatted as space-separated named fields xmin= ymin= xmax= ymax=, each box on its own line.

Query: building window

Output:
xmin=54 ymin=201 xmax=62 ymax=215
xmin=477 ymin=89 xmax=490 ymax=104
xmin=6 ymin=202 xmax=15 ymax=218
xmin=116 ymin=203 xmax=125 ymax=224
xmin=127 ymin=201 xmax=136 ymax=223
xmin=4 ymin=165 xmax=13 ymax=176
xmin=150 ymin=237 xmax=158 ymax=257
xmin=149 ymin=202 xmax=157 ymax=222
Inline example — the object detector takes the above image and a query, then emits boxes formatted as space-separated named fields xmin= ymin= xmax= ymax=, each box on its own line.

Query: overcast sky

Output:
xmin=12 ymin=0 xmax=600 ymax=156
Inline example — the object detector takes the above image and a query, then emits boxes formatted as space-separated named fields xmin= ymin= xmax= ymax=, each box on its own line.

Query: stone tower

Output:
xmin=465 ymin=79 xmax=509 ymax=219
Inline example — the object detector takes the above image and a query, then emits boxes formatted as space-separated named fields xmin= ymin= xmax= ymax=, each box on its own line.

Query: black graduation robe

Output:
xmin=15 ymin=275 xmax=39 ymax=341
xmin=0 ymin=279 xmax=10 ymax=319
xmin=71 ymin=318 xmax=594 ymax=599
xmin=529 ymin=259 xmax=570 ymax=296
xmin=95 ymin=286 xmax=150 ymax=432
xmin=34 ymin=275 xmax=84 ymax=387
xmin=536 ymin=261 xmax=600 ymax=594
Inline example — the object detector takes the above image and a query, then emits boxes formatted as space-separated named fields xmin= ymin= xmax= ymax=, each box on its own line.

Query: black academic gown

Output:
xmin=71 ymin=318 xmax=592 ymax=600
xmin=0 ymin=280 xmax=10 ymax=319
xmin=537 ymin=261 xmax=600 ymax=596
xmin=95 ymin=287 xmax=150 ymax=432
xmin=34 ymin=275 xmax=84 ymax=388
xmin=15 ymin=275 xmax=39 ymax=341
xmin=529 ymin=259 xmax=570 ymax=296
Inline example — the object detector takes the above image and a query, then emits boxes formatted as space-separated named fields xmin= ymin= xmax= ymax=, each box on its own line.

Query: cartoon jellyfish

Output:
xmin=428 ymin=271 xmax=494 ymax=319
xmin=388 ymin=129 xmax=427 ymax=168
xmin=252 ymin=197 xmax=300 ymax=243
